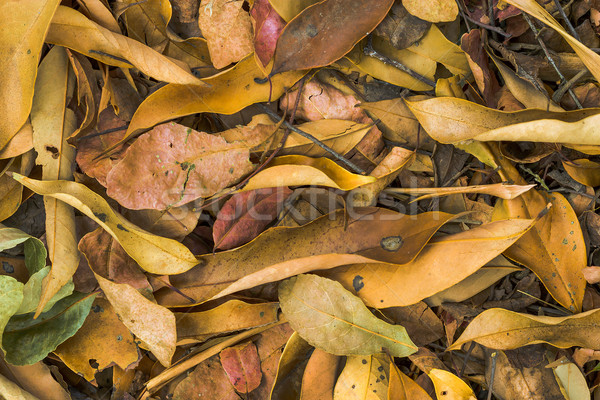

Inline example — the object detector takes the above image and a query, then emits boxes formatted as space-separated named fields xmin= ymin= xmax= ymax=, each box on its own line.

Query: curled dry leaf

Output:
xmin=106 ymin=119 xmax=276 ymax=210
xmin=0 ymin=0 xmax=61 ymax=151
xmin=448 ymin=308 xmax=600 ymax=351
xmin=323 ymin=218 xmax=533 ymax=308
xmin=198 ymin=0 xmax=253 ymax=69
xmin=47 ymin=6 xmax=204 ymax=85
xmin=10 ymin=174 xmax=198 ymax=275
xmin=160 ymin=208 xmax=456 ymax=306
xmin=385 ymin=183 xmax=535 ymax=201
xmin=403 ymin=0 xmax=458 ymax=22
xmin=270 ymin=0 xmax=394 ymax=75
xmin=279 ymin=274 xmax=418 ymax=357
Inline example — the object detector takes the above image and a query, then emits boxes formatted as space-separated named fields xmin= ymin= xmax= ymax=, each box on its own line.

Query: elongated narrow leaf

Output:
xmin=46 ymin=6 xmax=203 ymax=85
xmin=3 ymin=292 xmax=95 ymax=365
xmin=279 ymin=274 xmax=418 ymax=357
xmin=270 ymin=0 xmax=394 ymax=75
xmin=161 ymin=208 xmax=456 ymax=306
xmin=10 ymin=174 xmax=198 ymax=275
xmin=448 ymin=308 xmax=600 ymax=351
xmin=31 ymin=45 xmax=79 ymax=316
xmin=0 ymin=0 xmax=61 ymax=150
xmin=324 ymin=218 xmax=533 ymax=308
xmin=386 ymin=183 xmax=535 ymax=201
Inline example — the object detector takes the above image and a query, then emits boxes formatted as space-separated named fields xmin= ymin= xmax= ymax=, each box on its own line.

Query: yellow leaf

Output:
xmin=30 ymin=46 xmax=79 ymax=317
xmin=323 ymin=218 xmax=533 ymax=308
xmin=408 ymin=25 xmax=469 ymax=76
xmin=562 ymin=159 xmax=600 ymax=187
xmin=448 ymin=308 xmax=600 ymax=351
xmin=94 ymin=274 xmax=176 ymax=367
xmin=386 ymin=183 xmax=535 ymax=201
xmin=427 ymin=369 xmax=476 ymax=400
xmin=240 ymin=155 xmax=376 ymax=192
xmin=553 ymin=362 xmax=591 ymax=400
xmin=388 ymin=361 xmax=432 ymax=400
xmin=268 ymin=0 xmax=320 ymax=22
xmin=0 ymin=122 xmax=33 ymax=160
xmin=503 ymin=0 xmax=600 ymax=83
xmin=0 ymin=0 xmax=61 ymax=151
xmin=333 ymin=355 xmax=389 ymax=399
xmin=120 ymin=54 xmax=305 ymax=144
xmin=10 ymin=174 xmax=198 ymax=275
xmin=46 ymin=6 xmax=204 ymax=85
xmin=406 ymin=96 xmax=600 ymax=145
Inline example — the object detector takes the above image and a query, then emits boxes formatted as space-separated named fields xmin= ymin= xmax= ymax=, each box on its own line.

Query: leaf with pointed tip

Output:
xmin=270 ymin=0 xmax=394 ymax=75
xmin=220 ymin=342 xmax=262 ymax=393
xmin=251 ymin=0 xmax=286 ymax=67
xmin=16 ymin=266 xmax=73 ymax=315
xmin=427 ymin=369 xmax=476 ymax=400
xmin=10 ymin=174 xmax=198 ymax=275
xmin=3 ymin=292 xmax=95 ymax=365
xmin=279 ymin=274 xmax=418 ymax=357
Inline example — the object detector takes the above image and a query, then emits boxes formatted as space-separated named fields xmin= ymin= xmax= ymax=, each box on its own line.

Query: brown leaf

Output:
xmin=213 ymin=187 xmax=292 ymax=250
xmin=198 ymin=0 xmax=253 ymax=69
xmin=220 ymin=341 xmax=262 ymax=393
xmin=461 ymin=30 xmax=500 ymax=108
xmin=251 ymin=0 xmax=286 ymax=67
xmin=375 ymin=1 xmax=431 ymax=49
xmin=173 ymin=354 xmax=240 ymax=400
xmin=106 ymin=119 xmax=275 ymax=210
xmin=270 ymin=0 xmax=394 ymax=75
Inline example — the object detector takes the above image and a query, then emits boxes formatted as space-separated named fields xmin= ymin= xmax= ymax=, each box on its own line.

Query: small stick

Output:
xmin=259 ymin=104 xmax=367 ymax=174
xmin=551 ymin=0 xmax=581 ymax=41
xmin=463 ymin=14 xmax=512 ymax=38
xmin=552 ymin=69 xmax=587 ymax=103
xmin=522 ymin=13 xmax=583 ymax=109
xmin=487 ymin=351 xmax=497 ymax=400
xmin=456 ymin=0 xmax=472 ymax=32
xmin=363 ymin=36 xmax=436 ymax=88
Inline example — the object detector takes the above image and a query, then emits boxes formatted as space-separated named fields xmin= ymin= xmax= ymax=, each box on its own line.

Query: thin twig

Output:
xmin=463 ymin=14 xmax=512 ymax=38
xmin=363 ymin=36 xmax=436 ymax=88
xmin=487 ymin=351 xmax=497 ymax=400
xmin=259 ymin=104 xmax=367 ymax=174
xmin=522 ymin=13 xmax=583 ymax=109
xmin=551 ymin=0 xmax=581 ymax=41
xmin=552 ymin=69 xmax=587 ymax=103
xmin=456 ymin=0 xmax=472 ymax=32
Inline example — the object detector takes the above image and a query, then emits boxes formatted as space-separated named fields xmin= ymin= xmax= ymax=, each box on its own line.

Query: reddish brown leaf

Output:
xmin=270 ymin=0 xmax=394 ymax=75
xmin=75 ymin=107 xmax=128 ymax=187
xmin=460 ymin=29 xmax=500 ymax=108
xmin=251 ymin=0 xmax=286 ymax=66
xmin=220 ymin=341 xmax=262 ymax=393
xmin=106 ymin=120 xmax=275 ymax=210
xmin=213 ymin=187 xmax=292 ymax=250
xmin=173 ymin=355 xmax=239 ymax=400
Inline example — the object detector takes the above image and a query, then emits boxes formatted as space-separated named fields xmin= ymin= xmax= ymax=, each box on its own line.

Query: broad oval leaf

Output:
xmin=10 ymin=174 xmax=198 ymax=275
xmin=333 ymin=355 xmax=388 ymax=399
xmin=0 ymin=0 xmax=61 ymax=150
xmin=3 ymin=292 xmax=95 ymax=365
xmin=279 ymin=274 xmax=418 ymax=357
xmin=448 ymin=308 xmax=600 ymax=351
xmin=403 ymin=0 xmax=458 ymax=22
xmin=46 ymin=6 xmax=203 ymax=85
xmin=270 ymin=0 xmax=394 ymax=75
xmin=323 ymin=218 xmax=534 ymax=308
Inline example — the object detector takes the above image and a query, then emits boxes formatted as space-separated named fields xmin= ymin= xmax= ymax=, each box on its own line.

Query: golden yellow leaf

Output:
xmin=323 ymin=218 xmax=533 ymax=308
xmin=94 ymin=274 xmax=176 ymax=367
xmin=503 ymin=0 xmax=600 ymax=83
xmin=403 ymin=0 xmax=457 ymax=22
xmin=562 ymin=159 xmax=600 ymax=187
xmin=46 ymin=6 xmax=204 ymax=85
xmin=10 ymin=174 xmax=198 ymax=275
xmin=385 ymin=183 xmax=535 ymax=201
xmin=0 ymin=121 xmax=33 ymax=160
xmin=388 ymin=361 xmax=432 ymax=400
xmin=427 ymin=369 xmax=476 ymax=400
xmin=333 ymin=355 xmax=389 ymax=399
xmin=0 ymin=0 xmax=61 ymax=151
xmin=448 ymin=308 xmax=600 ymax=351
xmin=268 ymin=0 xmax=320 ymax=22
xmin=30 ymin=46 xmax=79 ymax=317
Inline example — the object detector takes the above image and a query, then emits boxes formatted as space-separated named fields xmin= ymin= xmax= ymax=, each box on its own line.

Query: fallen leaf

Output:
xmin=323 ymin=218 xmax=533 ymax=308
xmin=161 ymin=208 xmax=456 ymax=306
xmin=583 ymin=267 xmax=600 ymax=284
xmin=380 ymin=303 xmax=444 ymax=347
xmin=403 ymin=0 xmax=458 ymax=22
xmin=268 ymin=0 xmax=319 ymax=22
xmin=0 ymin=121 xmax=33 ymax=160
xmin=220 ymin=341 xmax=262 ymax=393
xmin=385 ymin=183 xmax=535 ymax=201
xmin=0 ymin=373 xmax=39 ymax=400
xmin=269 ymin=331 xmax=312 ymax=399
xmin=173 ymin=354 xmax=239 ymax=400
xmin=121 ymin=54 xmax=305 ymax=143
xmin=562 ymin=159 xmax=600 ymax=187
xmin=270 ymin=0 xmax=394 ymax=75
xmin=333 ymin=354 xmax=388 ymax=399
xmin=279 ymin=274 xmax=418 ymax=357
xmin=375 ymin=1 xmax=431 ymax=50
xmin=448 ymin=308 xmax=600 ymax=351
xmin=175 ymin=300 xmax=279 ymax=342
xmin=46 ymin=6 xmax=204 ymax=85
xmin=461 ymin=29 xmax=500 ymax=107
xmin=553 ymin=362 xmax=590 ymax=400
xmin=251 ymin=0 xmax=286 ymax=67
xmin=213 ymin=187 xmax=292 ymax=250
xmin=0 ymin=276 xmax=24 ymax=354
xmin=93 ymin=273 xmax=175 ymax=367
xmin=198 ymin=0 xmax=253 ymax=69
xmin=10 ymin=174 xmax=199 ymax=275
xmin=0 ymin=354 xmax=71 ymax=400
xmin=16 ymin=266 xmax=73 ymax=315
xmin=0 ymin=225 xmax=46 ymax=274
xmin=3 ymin=292 xmax=95 ymax=365
xmin=388 ymin=361 xmax=433 ymax=400
xmin=299 ymin=348 xmax=339 ymax=400
xmin=0 ymin=0 xmax=61 ymax=151
xmin=106 ymin=119 xmax=276 ymax=210
xmin=54 ymin=298 xmax=139 ymax=381
xmin=427 ymin=369 xmax=476 ymax=400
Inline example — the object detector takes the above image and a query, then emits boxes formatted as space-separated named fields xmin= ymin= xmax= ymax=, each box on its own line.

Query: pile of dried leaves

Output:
xmin=3 ymin=0 xmax=600 ymax=398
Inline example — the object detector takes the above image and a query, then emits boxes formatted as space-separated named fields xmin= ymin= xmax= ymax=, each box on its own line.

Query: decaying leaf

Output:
xmin=220 ymin=341 xmax=262 ymax=393
xmin=279 ymin=274 xmax=418 ymax=357
xmin=251 ymin=0 xmax=286 ymax=67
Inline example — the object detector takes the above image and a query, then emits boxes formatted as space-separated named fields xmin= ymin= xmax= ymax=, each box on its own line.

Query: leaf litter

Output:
xmin=2 ymin=0 xmax=600 ymax=398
